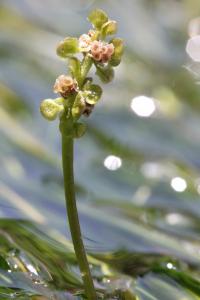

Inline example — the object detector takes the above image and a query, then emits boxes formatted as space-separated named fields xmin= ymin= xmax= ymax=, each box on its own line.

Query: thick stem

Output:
xmin=61 ymin=133 xmax=97 ymax=300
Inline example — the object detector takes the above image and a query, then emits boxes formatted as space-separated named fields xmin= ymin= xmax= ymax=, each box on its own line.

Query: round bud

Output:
xmin=40 ymin=99 xmax=63 ymax=121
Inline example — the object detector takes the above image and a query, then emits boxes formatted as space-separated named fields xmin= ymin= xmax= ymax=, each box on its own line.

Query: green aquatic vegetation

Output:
xmin=40 ymin=9 xmax=124 ymax=299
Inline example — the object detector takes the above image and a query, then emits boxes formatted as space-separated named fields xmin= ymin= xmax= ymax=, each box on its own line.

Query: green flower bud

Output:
xmin=40 ymin=99 xmax=64 ymax=121
xmin=84 ymin=84 xmax=102 ymax=105
xmin=101 ymin=21 xmax=117 ymax=38
xmin=109 ymin=38 xmax=124 ymax=66
xmin=72 ymin=92 xmax=86 ymax=119
xmin=54 ymin=97 xmax=65 ymax=105
xmin=88 ymin=9 xmax=108 ymax=30
xmin=73 ymin=122 xmax=86 ymax=138
xmin=95 ymin=64 xmax=114 ymax=83
xmin=56 ymin=37 xmax=79 ymax=58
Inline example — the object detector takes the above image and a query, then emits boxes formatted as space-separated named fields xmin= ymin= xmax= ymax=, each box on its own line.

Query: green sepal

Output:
xmin=73 ymin=122 xmax=87 ymax=138
xmin=95 ymin=64 xmax=114 ymax=83
xmin=72 ymin=92 xmax=86 ymax=119
xmin=109 ymin=38 xmax=124 ymax=66
xmin=88 ymin=9 xmax=108 ymax=30
xmin=56 ymin=37 xmax=79 ymax=58
xmin=40 ymin=99 xmax=64 ymax=121
xmin=101 ymin=21 xmax=117 ymax=38
xmin=84 ymin=84 xmax=102 ymax=105
xmin=68 ymin=57 xmax=81 ymax=84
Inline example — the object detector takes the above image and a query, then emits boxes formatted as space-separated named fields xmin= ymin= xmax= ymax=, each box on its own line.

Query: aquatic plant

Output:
xmin=40 ymin=9 xmax=123 ymax=299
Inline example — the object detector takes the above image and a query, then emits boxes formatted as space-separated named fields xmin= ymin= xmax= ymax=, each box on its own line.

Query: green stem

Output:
xmin=61 ymin=131 xmax=97 ymax=300
xmin=80 ymin=55 xmax=93 ymax=87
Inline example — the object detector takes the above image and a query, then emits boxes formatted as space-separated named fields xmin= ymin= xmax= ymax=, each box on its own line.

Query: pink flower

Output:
xmin=106 ymin=43 xmax=114 ymax=56
xmin=54 ymin=75 xmax=77 ymax=97
xmin=92 ymin=52 xmax=102 ymax=61
xmin=90 ymin=41 xmax=115 ymax=63
xmin=90 ymin=41 xmax=102 ymax=54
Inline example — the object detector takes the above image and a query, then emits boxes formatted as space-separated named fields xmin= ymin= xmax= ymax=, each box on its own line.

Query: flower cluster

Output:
xmin=79 ymin=34 xmax=114 ymax=63
xmin=40 ymin=9 xmax=123 ymax=138
xmin=91 ymin=41 xmax=114 ymax=63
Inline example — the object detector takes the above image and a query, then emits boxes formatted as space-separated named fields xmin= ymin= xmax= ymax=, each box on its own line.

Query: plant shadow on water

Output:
xmin=2 ymin=0 xmax=200 ymax=299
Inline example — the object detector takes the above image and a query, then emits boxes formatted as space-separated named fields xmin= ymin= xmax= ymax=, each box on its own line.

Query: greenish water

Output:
xmin=1 ymin=0 xmax=200 ymax=299
xmin=1 ymin=219 xmax=200 ymax=299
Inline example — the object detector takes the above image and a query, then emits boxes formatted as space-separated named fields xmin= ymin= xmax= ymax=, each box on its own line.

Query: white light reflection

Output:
xmin=197 ymin=185 xmax=200 ymax=195
xmin=130 ymin=96 xmax=156 ymax=117
xmin=186 ymin=35 xmax=200 ymax=62
xmin=166 ymin=213 xmax=183 ymax=225
xmin=188 ymin=17 xmax=200 ymax=37
xmin=27 ymin=264 xmax=38 ymax=276
xmin=166 ymin=263 xmax=175 ymax=270
xmin=170 ymin=177 xmax=187 ymax=192
xmin=132 ymin=186 xmax=151 ymax=206
xmin=141 ymin=162 xmax=162 ymax=179
xmin=195 ymin=178 xmax=200 ymax=194
xmin=104 ymin=155 xmax=122 ymax=171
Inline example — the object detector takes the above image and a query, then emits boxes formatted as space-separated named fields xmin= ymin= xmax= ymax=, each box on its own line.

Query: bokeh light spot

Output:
xmin=170 ymin=177 xmax=187 ymax=192
xmin=104 ymin=155 xmax=122 ymax=171
xmin=131 ymin=96 xmax=156 ymax=117
xmin=186 ymin=35 xmax=200 ymax=62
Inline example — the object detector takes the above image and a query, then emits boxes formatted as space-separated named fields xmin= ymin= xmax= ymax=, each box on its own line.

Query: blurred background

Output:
xmin=2 ymin=0 xmax=200 ymax=299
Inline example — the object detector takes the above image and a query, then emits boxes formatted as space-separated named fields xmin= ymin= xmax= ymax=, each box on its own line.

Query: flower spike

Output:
xmin=40 ymin=8 xmax=123 ymax=125
xmin=39 ymin=8 xmax=123 ymax=300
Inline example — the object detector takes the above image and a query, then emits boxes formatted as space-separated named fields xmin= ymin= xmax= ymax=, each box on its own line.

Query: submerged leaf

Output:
xmin=0 ymin=255 xmax=9 ymax=270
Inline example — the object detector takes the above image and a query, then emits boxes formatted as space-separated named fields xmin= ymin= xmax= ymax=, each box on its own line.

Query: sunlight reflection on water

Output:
xmin=104 ymin=155 xmax=122 ymax=171
xmin=170 ymin=177 xmax=187 ymax=193
xmin=188 ymin=17 xmax=200 ymax=37
xmin=186 ymin=35 xmax=200 ymax=62
xmin=130 ymin=96 xmax=156 ymax=117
